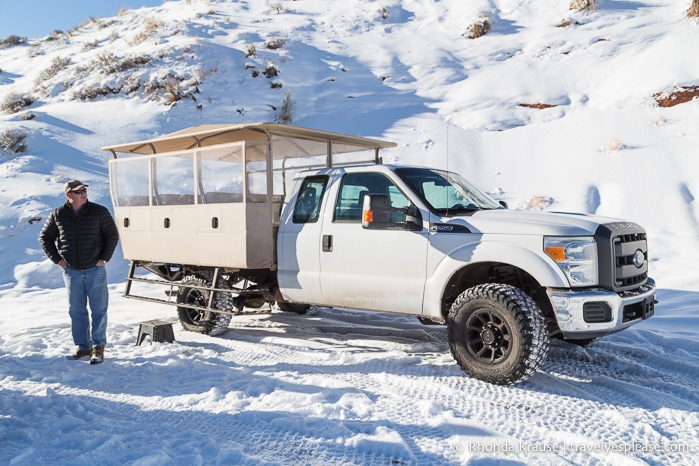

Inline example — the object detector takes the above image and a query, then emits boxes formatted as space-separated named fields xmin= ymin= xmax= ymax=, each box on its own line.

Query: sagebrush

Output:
xmin=0 ymin=35 xmax=26 ymax=48
xmin=0 ymin=129 xmax=28 ymax=154
xmin=1 ymin=93 xmax=34 ymax=114
xmin=274 ymin=90 xmax=295 ymax=124
xmin=35 ymin=56 xmax=71 ymax=87
xmin=467 ymin=14 xmax=491 ymax=39
xmin=570 ymin=0 xmax=597 ymax=12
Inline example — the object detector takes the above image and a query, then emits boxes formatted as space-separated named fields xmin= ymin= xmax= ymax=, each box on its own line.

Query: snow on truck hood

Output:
xmin=452 ymin=209 xmax=626 ymax=236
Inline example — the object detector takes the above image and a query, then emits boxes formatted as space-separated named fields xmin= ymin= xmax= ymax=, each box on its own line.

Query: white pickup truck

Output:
xmin=104 ymin=123 xmax=655 ymax=385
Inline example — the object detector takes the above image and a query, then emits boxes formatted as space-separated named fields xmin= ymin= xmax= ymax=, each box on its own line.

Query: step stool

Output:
xmin=136 ymin=320 xmax=175 ymax=346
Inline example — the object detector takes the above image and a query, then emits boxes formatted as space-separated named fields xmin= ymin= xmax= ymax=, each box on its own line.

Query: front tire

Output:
xmin=447 ymin=283 xmax=549 ymax=385
xmin=177 ymin=275 xmax=233 ymax=336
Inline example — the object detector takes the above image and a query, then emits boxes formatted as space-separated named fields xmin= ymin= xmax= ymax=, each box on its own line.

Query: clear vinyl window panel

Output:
xmin=111 ymin=157 xmax=150 ymax=206
xmin=153 ymin=152 xmax=195 ymax=205
xmin=199 ymin=144 xmax=244 ymax=204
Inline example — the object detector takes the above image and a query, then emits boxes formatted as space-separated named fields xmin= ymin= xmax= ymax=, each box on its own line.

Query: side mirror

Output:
xmin=499 ymin=200 xmax=508 ymax=209
xmin=362 ymin=194 xmax=391 ymax=228
xmin=362 ymin=194 xmax=422 ymax=231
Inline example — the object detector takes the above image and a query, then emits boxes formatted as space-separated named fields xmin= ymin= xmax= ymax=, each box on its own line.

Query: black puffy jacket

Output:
xmin=39 ymin=201 xmax=119 ymax=270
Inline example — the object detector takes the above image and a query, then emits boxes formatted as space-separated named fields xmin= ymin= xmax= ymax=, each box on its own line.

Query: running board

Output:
xmin=122 ymin=261 xmax=273 ymax=316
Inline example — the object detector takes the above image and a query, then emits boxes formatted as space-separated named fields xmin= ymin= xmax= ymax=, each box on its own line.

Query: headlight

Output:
xmin=544 ymin=236 xmax=598 ymax=287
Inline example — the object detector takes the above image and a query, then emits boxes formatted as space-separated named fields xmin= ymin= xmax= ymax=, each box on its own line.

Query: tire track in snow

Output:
xmin=2 ymin=308 xmax=697 ymax=465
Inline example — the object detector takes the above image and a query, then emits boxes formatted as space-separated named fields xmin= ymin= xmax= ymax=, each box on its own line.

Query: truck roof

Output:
xmin=102 ymin=122 xmax=397 ymax=158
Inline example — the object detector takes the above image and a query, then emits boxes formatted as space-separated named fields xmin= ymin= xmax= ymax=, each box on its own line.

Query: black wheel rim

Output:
xmin=465 ymin=308 xmax=513 ymax=364
xmin=182 ymin=286 xmax=209 ymax=324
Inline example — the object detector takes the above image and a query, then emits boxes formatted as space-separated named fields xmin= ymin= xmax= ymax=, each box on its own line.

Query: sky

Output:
xmin=0 ymin=0 xmax=164 ymax=38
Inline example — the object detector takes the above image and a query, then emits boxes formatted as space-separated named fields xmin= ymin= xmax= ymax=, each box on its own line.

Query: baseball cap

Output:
xmin=64 ymin=180 xmax=89 ymax=193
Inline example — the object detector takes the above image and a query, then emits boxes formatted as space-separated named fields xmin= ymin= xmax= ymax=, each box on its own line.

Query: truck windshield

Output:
xmin=395 ymin=167 xmax=502 ymax=215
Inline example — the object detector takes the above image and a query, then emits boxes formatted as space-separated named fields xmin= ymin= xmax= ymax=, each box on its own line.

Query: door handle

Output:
xmin=322 ymin=234 xmax=333 ymax=252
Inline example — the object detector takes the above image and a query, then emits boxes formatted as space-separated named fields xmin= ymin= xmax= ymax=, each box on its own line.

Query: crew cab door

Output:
xmin=318 ymin=171 xmax=428 ymax=314
xmin=277 ymin=175 xmax=329 ymax=304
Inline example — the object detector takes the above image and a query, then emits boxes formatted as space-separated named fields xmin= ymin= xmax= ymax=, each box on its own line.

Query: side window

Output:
xmin=293 ymin=176 xmax=328 ymax=224
xmin=153 ymin=152 xmax=194 ymax=205
xmin=334 ymin=172 xmax=410 ymax=222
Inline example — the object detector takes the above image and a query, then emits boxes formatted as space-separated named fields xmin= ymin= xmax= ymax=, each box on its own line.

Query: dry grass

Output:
xmin=468 ymin=14 xmax=492 ymax=39
xmin=600 ymin=139 xmax=624 ymax=154
xmin=689 ymin=0 xmax=699 ymax=17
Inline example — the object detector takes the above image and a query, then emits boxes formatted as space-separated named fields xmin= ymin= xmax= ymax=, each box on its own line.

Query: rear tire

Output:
xmin=177 ymin=275 xmax=233 ymax=336
xmin=447 ymin=283 xmax=549 ymax=385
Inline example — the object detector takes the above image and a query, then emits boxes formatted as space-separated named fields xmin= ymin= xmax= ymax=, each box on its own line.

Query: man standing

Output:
xmin=39 ymin=180 xmax=119 ymax=364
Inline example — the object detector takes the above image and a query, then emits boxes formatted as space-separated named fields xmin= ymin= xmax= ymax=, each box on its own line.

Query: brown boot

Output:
xmin=90 ymin=345 xmax=105 ymax=364
xmin=67 ymin=348 xmax=92 ymax=360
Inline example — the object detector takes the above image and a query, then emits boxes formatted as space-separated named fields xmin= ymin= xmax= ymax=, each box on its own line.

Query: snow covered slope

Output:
xmin=1 ymin=1 xmax=698 ymax=464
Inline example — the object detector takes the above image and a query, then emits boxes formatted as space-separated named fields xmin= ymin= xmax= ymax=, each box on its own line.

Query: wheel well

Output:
xmin=441 ymin=262 xmax=559 ymax=335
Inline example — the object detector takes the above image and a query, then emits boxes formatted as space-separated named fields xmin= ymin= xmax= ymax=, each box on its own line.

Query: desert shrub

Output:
xmin=689 ymin=0 xmax=699 ymax=17
xmin=164 ymin=80 xmax=183 ymax=105
xmin=467 ymin=14 xmax=492 ymax=39
xmin=0 ymin=129 xmax=28 ymax=154
xmin=600 ymin=139 xmax=624 ymax=154
xmin=143 ymin=18 xmax=162 ymax=33
xmin=0 ymin=35 xmax=27 ymax=48
xmin=274 ymin=90 xmax=295 ymax=124
xmin=266 ymin=1 xmax=285 ymax=14
xmin=245 ymin=43 xmax=257 ymax=57
xmin=265 ymin=37 xmax=285 ymax=50
xmin=1 ymin=93 xmax=34 ymax=114
xmin=263 ymin=63 xmax=279 ymax=78
xmin=570 ymin=0 xmax=597 ymax=12
xmin=92 ymin=52 xmax=150 ymax=74
xmin=557 ymin=18 xmax=581 ymax=27
xmin=35 ymin=56 xmax=71 ymax=86
xmin=71 ymin=85 xmax=121 ymax=101
xmin=82 ymin=39 xmax=99 ymax=51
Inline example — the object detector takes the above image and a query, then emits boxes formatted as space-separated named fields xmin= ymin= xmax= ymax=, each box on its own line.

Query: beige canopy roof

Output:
xmin=102 ymin=122 xmax=396 ymax=158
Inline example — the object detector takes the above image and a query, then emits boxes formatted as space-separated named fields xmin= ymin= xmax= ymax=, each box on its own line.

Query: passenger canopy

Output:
xmin=102 ymin=122 xmax=395 ymax=159
xmin=103 ymin=122 xmax=395 ymax=270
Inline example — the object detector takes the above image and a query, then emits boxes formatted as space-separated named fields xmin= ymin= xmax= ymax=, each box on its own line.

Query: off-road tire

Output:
xmin=177 ymin=275 xmax=233 ymax=336
xmin=447 ymin=283 xmax=549 ymax=385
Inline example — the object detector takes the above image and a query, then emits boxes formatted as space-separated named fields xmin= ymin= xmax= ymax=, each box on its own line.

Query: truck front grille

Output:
xmin=595 ymin=223 xmax=649 ymax=292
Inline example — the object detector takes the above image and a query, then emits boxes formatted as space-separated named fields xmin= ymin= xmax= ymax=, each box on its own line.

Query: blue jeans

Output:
xmin=62 ymin=265 xmax=109 ymax=350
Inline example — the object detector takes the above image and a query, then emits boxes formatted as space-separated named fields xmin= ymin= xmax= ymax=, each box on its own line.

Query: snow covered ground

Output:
xmin=1 ymin=0 xmax=698 ymax=464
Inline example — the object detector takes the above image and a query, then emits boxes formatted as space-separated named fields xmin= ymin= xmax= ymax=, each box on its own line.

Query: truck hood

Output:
xmin=448 ymin=209 xmax=625 ymax=236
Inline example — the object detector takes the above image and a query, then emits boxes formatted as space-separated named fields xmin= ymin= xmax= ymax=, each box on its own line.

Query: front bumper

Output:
xmin=546 ymin=278 xmax=656 ymax=339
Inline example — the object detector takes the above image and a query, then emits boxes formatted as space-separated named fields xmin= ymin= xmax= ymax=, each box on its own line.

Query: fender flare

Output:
xmin=422 ymin=240 xmax=569 ymax=317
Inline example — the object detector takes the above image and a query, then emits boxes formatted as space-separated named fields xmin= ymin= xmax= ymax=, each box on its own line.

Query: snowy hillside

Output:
xmin=1 ymin=0 xmax=698 ymax=464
